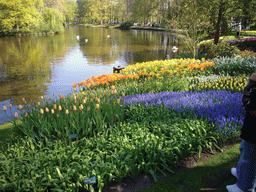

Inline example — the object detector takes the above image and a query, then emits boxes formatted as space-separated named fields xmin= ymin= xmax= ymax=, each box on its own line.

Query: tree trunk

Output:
xmin=214 ymin=1 xmax=225 ymax=45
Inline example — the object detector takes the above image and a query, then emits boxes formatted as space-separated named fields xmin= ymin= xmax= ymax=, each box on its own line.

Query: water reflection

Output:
xmin=0 ymin=26 xmax=184 ymax=124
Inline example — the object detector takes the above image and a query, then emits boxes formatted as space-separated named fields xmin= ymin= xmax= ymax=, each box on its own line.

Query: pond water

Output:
xmin=0 ymin=26 xmax=184 ymax=125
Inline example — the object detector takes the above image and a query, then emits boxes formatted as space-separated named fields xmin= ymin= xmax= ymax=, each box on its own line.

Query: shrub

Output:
xmin=198 ymin=41 xmax=239 ymax=59
xmin=119 ymin=21 xmax=133 ymax=30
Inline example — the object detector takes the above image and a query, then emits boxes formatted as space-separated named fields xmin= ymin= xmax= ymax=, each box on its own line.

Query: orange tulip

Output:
xmin=45 ymin=107 xmax=49 ymax=113
xmin=73 ymin=106 xmax=77 ymax=111
xmin=51 ymin=109 xmax=54 ymax=114
xmin=19 ymin=105 xmax=23 ymax=110
xmin=53 ymin=104 xmax=57 ymax=110
xmin=117 ymin=99 xmax=120 ymax=105
xmin=9 ymin=104 xmax=12 ymax=108
xmin=40 ymin=109 xmax=44 ymax=115
xmin=3 ymin=106 xmax=7 ymax=111
xmin=37 ymin=102 xmax=41 ymax=107
xmin=14 ymin=112 xmax=18 ymax=118
xmin=95 ymin=104 xmax=99 ymax=110
xmin=72 ymin=83 xmax=77 ymax=88
xmin=59 ymin=94 xmax=64 ymax=100
xmin=65 ymin=109 xmax=69 ymax=115
xmin=25 ymin=112 xmax=28 ymax=117
xmin=58 ymin=106 xmax=62 ymax=111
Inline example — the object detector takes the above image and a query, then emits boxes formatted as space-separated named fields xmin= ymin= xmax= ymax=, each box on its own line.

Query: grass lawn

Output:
xmin=139 ymin=142 xmax=241 ymax=192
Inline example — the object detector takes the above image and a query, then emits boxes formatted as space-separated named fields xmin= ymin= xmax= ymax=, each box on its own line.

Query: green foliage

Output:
xmin=0 ymin=111 xmax=221 ymax=191
xmin=65 ymin=0 xmax=78 ymax=23
xmin=0 ymin=0 xmax=42 ymax=34
xmin=116 ymin=76 xmax=188 ymax=95
xmin=209 ymin=57 xmax=256 ymax=76
xmin=0 ymin=0 xmax=69 ymax=35
xmin=236 ymin=49 xmax=256 ymax=58
xmin=40 ymin=8 xmax=65 ymax=33
xmin=119 ymin=21 xmax=133 ymax=30
xmin=198 ymin=41 xmax=239 ymax=59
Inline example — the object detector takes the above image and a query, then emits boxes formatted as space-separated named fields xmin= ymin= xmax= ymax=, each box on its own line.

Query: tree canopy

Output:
xmin=0 ymin=0 xmax=255 ymax=35
xmin=0 ymin=0 xmax=77 ymax=34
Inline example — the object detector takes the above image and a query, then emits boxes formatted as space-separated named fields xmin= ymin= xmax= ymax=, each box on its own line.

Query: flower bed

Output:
xmin=224 ymin=37 xmax=256 ymax=51
xmin=124 ymin=90 xmax=244 ymax=135
xmin=0 ymin=57 xmax=250 ymax=191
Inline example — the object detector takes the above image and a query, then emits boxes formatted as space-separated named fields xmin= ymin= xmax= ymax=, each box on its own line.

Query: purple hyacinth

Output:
xmin=124 ymin=91 xmax=245 ymax=134
xmin=224 ymin=37 xmax=256 ymax=44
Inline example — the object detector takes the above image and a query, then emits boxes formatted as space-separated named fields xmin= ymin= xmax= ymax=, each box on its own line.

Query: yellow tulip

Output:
xmin=79 ymin=105 xmax=84 ymax=111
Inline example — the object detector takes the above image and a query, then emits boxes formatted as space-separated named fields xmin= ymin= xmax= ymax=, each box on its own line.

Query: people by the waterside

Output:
xmin=226 ymin=72 xmax=256 ymax=192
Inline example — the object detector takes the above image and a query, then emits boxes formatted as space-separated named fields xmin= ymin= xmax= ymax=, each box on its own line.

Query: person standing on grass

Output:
xmin=227 ymin=72 xmax=256 ymax=192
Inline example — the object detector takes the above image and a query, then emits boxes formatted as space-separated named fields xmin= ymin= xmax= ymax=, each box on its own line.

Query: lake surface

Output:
xmin=0 ymin=26 xmax=184 ymax=125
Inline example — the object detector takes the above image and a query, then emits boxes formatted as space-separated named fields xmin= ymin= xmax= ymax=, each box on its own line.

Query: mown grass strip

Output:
xmin=139 ymin=142 xmax=241 ymax=192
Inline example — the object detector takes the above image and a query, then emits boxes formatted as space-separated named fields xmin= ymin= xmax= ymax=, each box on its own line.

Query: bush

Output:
xmin=119 ymin=21 xmax=133 ymax=30
xmin=199 ymin=41 xmax=239 ymax=59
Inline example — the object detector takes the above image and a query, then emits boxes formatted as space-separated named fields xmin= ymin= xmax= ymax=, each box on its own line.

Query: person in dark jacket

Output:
xmin=227 ymin=72 xmax=256 ymax=192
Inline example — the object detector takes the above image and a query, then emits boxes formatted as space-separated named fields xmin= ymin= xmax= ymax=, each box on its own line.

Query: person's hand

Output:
xmin=249 ymin=110 xmax=256 ymax=116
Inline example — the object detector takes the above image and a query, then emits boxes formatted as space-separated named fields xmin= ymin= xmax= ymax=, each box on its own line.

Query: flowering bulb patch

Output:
xmin=124 ymin=90 xmax=245 ymax=134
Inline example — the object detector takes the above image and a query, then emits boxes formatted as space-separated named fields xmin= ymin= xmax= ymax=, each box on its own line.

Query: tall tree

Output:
xmin=65 ymin=0 xmax=78 ymax=23
xmin=132 ymin=0 xmax=161 ymax=23
xmin=174 ymin=0 xmax=207 ymax=58
xmin=0 ymin=0 xmax=43 ymax=33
